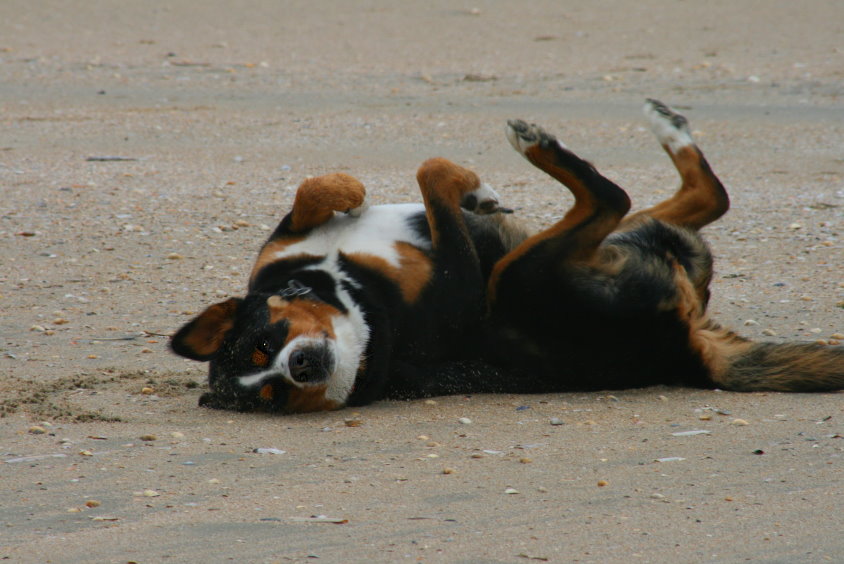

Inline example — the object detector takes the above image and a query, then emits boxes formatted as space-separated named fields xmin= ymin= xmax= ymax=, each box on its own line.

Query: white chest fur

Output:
xmin=276 ymin=203 xmax=430 ymax=267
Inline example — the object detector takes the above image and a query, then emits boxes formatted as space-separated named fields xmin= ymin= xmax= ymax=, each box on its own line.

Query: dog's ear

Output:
xmin=170 ymin=298 xmax=242 ymax=360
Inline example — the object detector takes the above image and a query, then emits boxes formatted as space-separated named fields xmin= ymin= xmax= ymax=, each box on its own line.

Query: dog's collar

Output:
xmin=278 ymin=279 xmax=315 ymax=300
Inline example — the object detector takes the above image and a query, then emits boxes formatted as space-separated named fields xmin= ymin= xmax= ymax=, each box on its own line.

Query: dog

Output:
xmin=171 ymin=100 xmax=844 ymax=412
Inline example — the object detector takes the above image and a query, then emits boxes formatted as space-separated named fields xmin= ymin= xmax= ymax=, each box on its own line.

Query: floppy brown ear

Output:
xmin=170 ymin=298 xmax=242 ymax=361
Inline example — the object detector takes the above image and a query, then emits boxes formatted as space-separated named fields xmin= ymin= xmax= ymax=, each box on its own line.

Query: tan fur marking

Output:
xmin=347 ymin=243 xmax=432 ymax=303
xmin=489 ymin=213 xmax=532 ymax=253
xmin=671 ymin=261 xmax=752 ymax=380
xmin=252 ymin=348 xmax=270 ymax=367
xmin=622 ymin=146 xmax=728 ymax=230
xmin=285 ymin=385 xmax=340 ymax=413
xmin=266 ymin=295 xmax=288 ymax=309
xmin=689 ymin=320 xmax=754 ymax=383
xmin=587 ymin=245 xmax=629 ymax=277
xmin=259 ymin=383 xmax=274 ymax=400
xmin=416 ymin=158 xmax=480 ymax=247
xmin=289 ymin=173 xmax=366 ymax=232
xmin=416 ymin=157 xmax=480 ymax=209
xmin=249 ymin=238 xmax=306 ymax=284
xmin=267 ymin=299 xmax=339 ymax=345
xmin=662 ymin=260 xmax=700 ymax=316
xmin=394 ymin=242 xmax=433 ymax=301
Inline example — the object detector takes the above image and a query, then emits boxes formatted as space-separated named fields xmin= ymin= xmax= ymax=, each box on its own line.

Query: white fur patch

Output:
xmin=324 ymin=306 xmax=368 ymax=403
xmin=643 ymin=100 xmax=694 ymax=153
xmin=472 ymin=182 xmax=500 ymax=211
xmin=474 ymin=182 xmax=498 ymax=202
xmin=274 ymin=203 xmax=430 ymax=268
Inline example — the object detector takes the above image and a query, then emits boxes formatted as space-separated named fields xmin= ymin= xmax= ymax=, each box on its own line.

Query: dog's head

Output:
xmin=171 ymin=281 xmax=363 ymax=413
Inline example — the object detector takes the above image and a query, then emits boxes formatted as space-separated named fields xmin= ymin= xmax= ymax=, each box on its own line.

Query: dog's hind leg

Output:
xmin=487 ymin=120 xmax=631 ymax=303
xmin=621 ymin=99 xmax=729 ymax=231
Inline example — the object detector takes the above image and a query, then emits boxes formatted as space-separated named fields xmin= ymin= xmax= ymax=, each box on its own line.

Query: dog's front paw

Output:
xmin=346 ymin=200 xmax=369 ymax=217
xmin=461 ymin=182 xmax=513 ymax=215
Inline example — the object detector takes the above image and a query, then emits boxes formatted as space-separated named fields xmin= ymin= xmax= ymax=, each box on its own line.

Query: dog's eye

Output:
xmin=256 ymin=338 xmax=276 ymax=355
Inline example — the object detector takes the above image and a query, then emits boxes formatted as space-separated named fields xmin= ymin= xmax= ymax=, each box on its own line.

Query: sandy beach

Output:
xmin=1 ymin=1 xmax=843 ymax=562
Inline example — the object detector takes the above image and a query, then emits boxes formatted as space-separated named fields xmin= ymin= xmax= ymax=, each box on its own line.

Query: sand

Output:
xmin=1 ymin=1 xmax=843 ymax=562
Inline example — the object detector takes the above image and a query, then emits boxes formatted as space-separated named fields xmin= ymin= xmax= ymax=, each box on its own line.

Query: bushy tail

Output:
xmin=714 ymin=341 xmax=844 ymax=392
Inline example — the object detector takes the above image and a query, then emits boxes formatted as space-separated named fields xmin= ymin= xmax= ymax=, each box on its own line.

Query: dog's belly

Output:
xmin=276 ymin=203 xmax=431 ymax=265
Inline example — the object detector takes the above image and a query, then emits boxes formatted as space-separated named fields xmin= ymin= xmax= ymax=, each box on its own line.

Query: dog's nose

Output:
xmin=288 ymin=347 xmax=333 ymax=383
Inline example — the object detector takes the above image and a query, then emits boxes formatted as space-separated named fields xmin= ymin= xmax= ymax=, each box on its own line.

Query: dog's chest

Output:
xmin=280 ymin=204 xmax=431 ymax=267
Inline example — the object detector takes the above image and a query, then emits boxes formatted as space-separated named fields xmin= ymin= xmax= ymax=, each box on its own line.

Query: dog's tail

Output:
xmin=701 ymin=323 xmax=844 ymax=391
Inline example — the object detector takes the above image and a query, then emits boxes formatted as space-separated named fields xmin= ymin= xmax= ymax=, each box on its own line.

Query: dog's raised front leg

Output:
xmin=249 ymin=173 xmax=367 ymax=286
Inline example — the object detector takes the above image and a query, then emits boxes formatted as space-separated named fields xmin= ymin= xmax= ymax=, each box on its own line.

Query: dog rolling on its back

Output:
xmin=171 ymin=99 xmax=843 ymax=413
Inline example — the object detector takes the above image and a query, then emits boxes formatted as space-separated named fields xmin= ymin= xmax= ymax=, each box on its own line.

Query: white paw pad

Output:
xmin=644 ymin=98 xmax=694 ymax=153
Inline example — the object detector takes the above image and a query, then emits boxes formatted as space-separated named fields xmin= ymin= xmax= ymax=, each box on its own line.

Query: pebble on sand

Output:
xmin=253 ymin=447 xmax=286 ymax=455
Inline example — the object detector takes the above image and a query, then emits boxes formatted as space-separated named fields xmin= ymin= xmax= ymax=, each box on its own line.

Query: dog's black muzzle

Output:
xmin=288 ymin=345 xmax=335 ymax=384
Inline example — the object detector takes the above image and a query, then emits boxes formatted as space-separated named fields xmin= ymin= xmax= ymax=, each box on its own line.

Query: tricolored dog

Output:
xmin=171 ymin=100 xmax=844 ymax=412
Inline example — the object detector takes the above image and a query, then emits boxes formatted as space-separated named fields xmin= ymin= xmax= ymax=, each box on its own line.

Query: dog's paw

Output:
xmin=643 ymin=98 xmax=694 ymax=153
xmin=461 ymin=182 xmax=513 ymax=215
xmin=506 ymin=119 xmax=566 ymax=158
xmin=346 ymin=200 xmax=369 ymax=217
